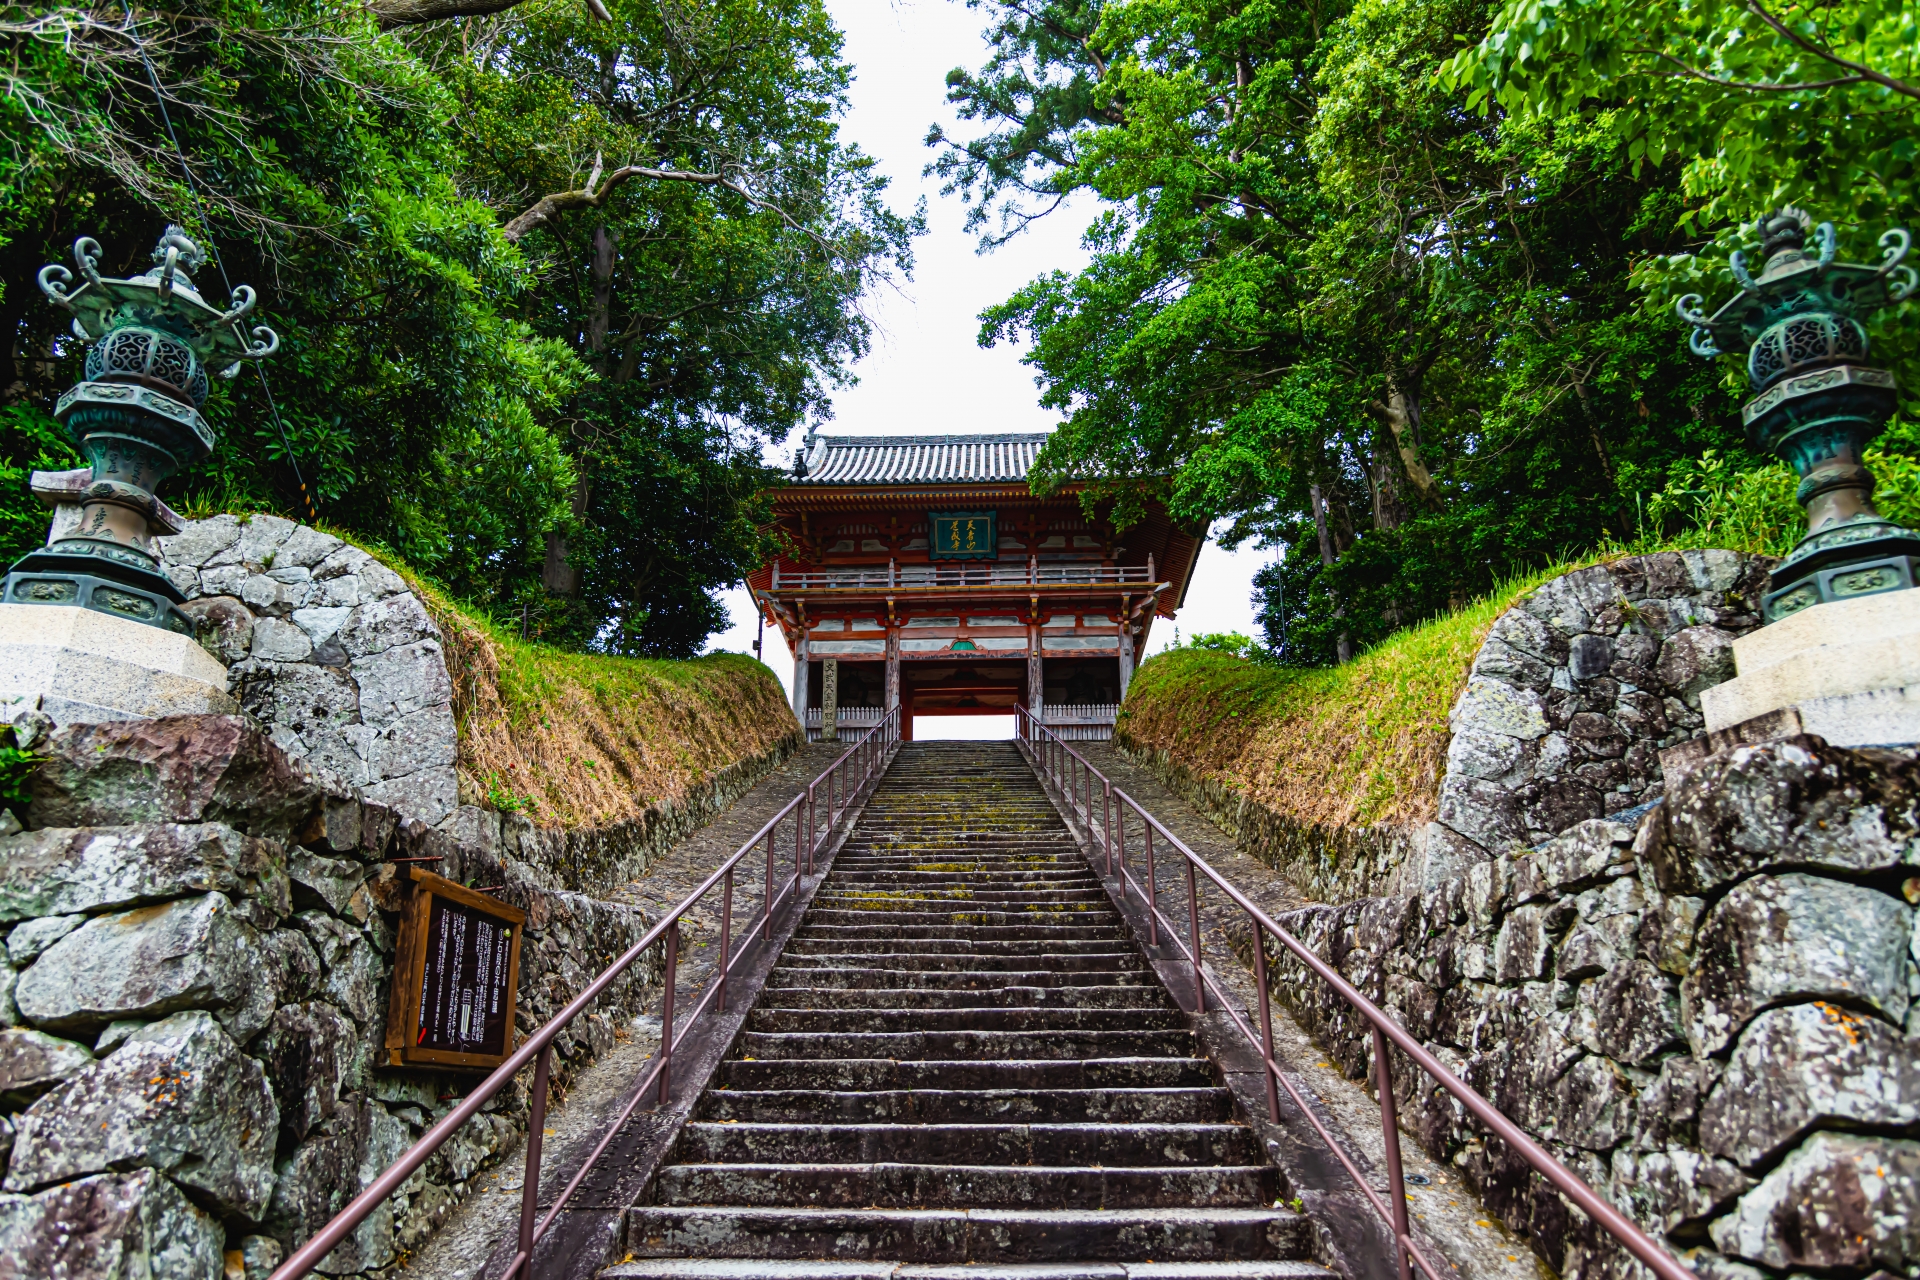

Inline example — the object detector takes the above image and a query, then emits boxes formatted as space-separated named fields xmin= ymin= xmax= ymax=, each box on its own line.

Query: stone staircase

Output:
xmin=608 ymin=741 xmax=1333 ymax=1279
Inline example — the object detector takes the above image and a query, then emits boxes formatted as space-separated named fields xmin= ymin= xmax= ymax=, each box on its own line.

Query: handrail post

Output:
xmin=1373 ymin=1024 xmax=1415 ymax=1280
xmin=1251 ymin=916 xmax=1282 ymax=1122
xmin=656 ymin=922 xmax=678 ymax=1105
xmin=515 ymin=1043 xmax=554 ymax=1280
xmin=1115 ymin=797 xmax=1127 ymax=899
xmin=1143 ymin=822 xmax=1159 ymax=945
xmin=1186 ymin=857 xmax=1205 ymax=1013
xmin=765 ymin=826 xmax=775 ymax=926
xmin=716 ymin=868 xmax=734 ymax=1012
xmin=797 ymin=789 xmax=808 ymax=877
xmin=1103 ymin=779 xmax=1113 ymax=876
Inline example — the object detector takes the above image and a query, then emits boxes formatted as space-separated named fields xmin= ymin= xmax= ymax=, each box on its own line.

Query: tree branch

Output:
xmin=1739 ymin=0 xmax=1920 ymax=102
xmin=372 ymin=0 xmax=608 ymax=30
xmin=1644 ymin=49 xmax=1866 ymax=92
xmin=502 ymin=159 xmax=819 ymax=244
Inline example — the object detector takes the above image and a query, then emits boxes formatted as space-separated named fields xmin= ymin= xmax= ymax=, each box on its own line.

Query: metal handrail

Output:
xmin=1014 ymin=709 xmax=1693 ymax=1280
xmin=270 ymin=707 xmax=903 ymax=1280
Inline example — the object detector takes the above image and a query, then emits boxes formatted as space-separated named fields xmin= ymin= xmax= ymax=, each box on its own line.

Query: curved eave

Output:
xmin=769 ymin=482 xmax=1081 ymax=509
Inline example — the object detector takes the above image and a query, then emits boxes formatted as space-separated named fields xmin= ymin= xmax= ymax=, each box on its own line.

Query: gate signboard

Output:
xmin=385 ymin=867 xmax=525 ymax=1069
xmin=928 ymin=510 xmax=998 ymax=561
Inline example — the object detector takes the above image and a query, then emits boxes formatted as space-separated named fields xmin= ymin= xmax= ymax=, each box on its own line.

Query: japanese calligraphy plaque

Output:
xmin=928 ymin=510 xmax=998 ymax=561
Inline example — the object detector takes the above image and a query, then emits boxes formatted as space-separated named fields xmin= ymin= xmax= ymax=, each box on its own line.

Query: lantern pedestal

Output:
xmin=0 ymin=603 xmax=235 ymax=725
xmin=1702 ymin=588 xmax=1920 ymax=745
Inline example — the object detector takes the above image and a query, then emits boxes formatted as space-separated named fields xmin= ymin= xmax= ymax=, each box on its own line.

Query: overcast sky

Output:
xmin=704 ymin=0 xmax=1268 ymax=727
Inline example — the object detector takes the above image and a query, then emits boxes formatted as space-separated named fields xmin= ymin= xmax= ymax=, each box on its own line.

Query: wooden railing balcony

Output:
xmin=771 ymin=563 xmax=1157 ymax=591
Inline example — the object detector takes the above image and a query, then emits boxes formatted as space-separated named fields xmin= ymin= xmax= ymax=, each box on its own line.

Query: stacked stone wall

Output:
xmin=1434 ymin=550 xmax=1771 ymax=857
xmin=149 ymin=512 xmax=797 ymax=898
xmin=1118 ymin=551 xmax=1774 ymax=904
xmin=0 ymin=716 xmax=661 ymax=1280
xmin=1261 ymin=736 xmax=1920 ymax=1280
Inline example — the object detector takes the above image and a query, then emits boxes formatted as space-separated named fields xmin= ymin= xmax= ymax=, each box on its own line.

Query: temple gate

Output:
xmin=748 ymin=432 xmax=1202 ymax=741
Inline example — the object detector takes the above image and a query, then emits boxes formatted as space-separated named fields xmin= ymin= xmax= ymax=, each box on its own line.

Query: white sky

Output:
xmin=703 ymin=0 xmax=1265 ymax=733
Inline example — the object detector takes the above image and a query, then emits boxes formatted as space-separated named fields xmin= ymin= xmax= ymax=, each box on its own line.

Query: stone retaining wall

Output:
xmin=1118 ymin=551 xmax=1774 ymax=905
xmin=152 ymin=512 xmax=798 ymax=900
xmin=0 ymin=716 xmax=661 ymax=1280
xmin=1260 ymin=736 xmax=1920 ymax=1280
xmin=1434 ymin=550 xmax=1771 ymax=857
xmin=154 ymin=513 xmax=461 ymax=830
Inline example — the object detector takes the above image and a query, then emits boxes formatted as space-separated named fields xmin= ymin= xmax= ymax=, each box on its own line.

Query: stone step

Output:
xmin=767 ymin=965 xmax=1150 ymax=988
xmin=756 ymin=985 xmax=1172 ymax=1010
xmin=737 ymin=1028 xmax=1198 ymax=1061
xmin=652 ymin=1161 xmax=1278 ymax=1209
xmin=715 ymin=1057 xmax=1221 ymax=1093
xmin=802 ymin=909 xmax=1116 ymax=928
xmin=673 ymin=1122 xmax=1261 ymax=1167
xmin=605 ymin=1261 xmax=1335 ymax=1279
xmin=778 ymin=946 xmax=1143 ymax=967
xmin=698 ymin=1087 xmax=1233 ymax=1125
xmin=746 ymin=1006 xmax=1186 ymax=1034
xmin=795 ymin=924 xmax=1128 ymax=943
xmin=828 ymin=868 xmax=1098 ymax=883
xmin=621 ymin=1206 xmax=1312 ymax=1263
xmin=813 ymin=888 xmax=1112 ymax=905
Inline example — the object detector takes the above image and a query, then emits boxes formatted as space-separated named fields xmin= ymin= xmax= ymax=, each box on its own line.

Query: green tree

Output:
xmin=427 ymin=0 xmax=919 ymax=652
xmin=2 ymin=0 xmax=917 ymax=655
xmin=939 ymin=0 xmax=1736 ymax=662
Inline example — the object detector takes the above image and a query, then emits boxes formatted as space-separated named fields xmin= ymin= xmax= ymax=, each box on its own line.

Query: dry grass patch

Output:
xmin=404 ymin=576 xmax=797 ymax=829
xmin=1118 ymin=564 xmax=1571 ymax=829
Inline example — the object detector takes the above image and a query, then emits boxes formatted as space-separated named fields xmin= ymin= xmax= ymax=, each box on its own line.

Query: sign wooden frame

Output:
xmin=928 ymin=510 xmax=998 ymax=561
xmin=384 ymin=867 xmax=526 ymax=1070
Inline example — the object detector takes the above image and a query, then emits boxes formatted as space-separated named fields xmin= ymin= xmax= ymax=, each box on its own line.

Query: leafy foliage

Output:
xmin=936 ymin=0 xmax=1906 ymax=666
xmin=2 ymin=0 xmax=916 ymax=655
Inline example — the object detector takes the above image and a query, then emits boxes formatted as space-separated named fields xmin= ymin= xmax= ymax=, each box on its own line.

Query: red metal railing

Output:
xmin=270 ymin=707 xmax=902 ymax=1280
xmin=1015 ymin=709 xmax=1693 ymax=1280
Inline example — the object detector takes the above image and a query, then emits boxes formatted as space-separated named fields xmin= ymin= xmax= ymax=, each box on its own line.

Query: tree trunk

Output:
xmin=588 ymin=224 xmax=618 ymax=368
xmin=1311 ymin=483 xmax=1353 ymax=665
xmin=543 ymin=473 xmax=590 ymax=597
xmin=1369 ymin=376 xmax=1440 ymax=507
xmin=1369 ymin=434 xmax=1411 ymax=532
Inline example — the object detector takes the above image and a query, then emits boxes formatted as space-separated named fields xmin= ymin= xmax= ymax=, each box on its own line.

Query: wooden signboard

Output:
xmin=929 ymin=510 xmax=997 ymax=561
xmin=384 ymin=867 xmax=525 ymax=1070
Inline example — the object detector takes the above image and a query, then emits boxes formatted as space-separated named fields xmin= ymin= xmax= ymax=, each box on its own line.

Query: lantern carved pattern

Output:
xmin=1679 ymin=209 xmax=1920 ymax=621
xmin=2 ymin=228 xmax=279 ymax=634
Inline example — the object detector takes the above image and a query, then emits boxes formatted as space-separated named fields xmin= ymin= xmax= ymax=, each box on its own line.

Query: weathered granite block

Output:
xmin=0 ymin=1168 xmax=224 ymax=1280
xmin=0 ymin=823 xmax=287 ymax=922
xmin=15 ymin=893 xmax=269 ymax=1036
xmin=6 ymin=1011 xmax=278 ymax=1218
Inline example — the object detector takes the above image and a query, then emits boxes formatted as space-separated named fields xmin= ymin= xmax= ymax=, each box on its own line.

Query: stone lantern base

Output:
xmin=0 ymin=602 xmax=236 ymax=725
xmin=1701 ymin=588 xmax=1920 ymax=745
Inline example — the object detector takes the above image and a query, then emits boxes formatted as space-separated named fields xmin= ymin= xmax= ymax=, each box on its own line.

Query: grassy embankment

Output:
xmin=1117 ymin=564 xmax=1571 ymax=831
xmin=410 ymin=581 xmax=798 ymax=828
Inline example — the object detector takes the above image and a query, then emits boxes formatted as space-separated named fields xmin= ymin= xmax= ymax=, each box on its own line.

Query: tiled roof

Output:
xmin=795 ymin=432 xmax=1049 ymax=485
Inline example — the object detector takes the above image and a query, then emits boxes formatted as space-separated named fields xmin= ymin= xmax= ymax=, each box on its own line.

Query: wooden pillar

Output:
xmin=1027 ymin=623 xmax=1044 ymax=722
xmin=1118 ymin=623 xmax=1136 ymax=699
xmin=792 ymin=636 xmax=809 ymax=723
xmin=885 ymin=629 xmax=900 ymax=714
xmin=821 ymin=658 xmax=839 ymax=742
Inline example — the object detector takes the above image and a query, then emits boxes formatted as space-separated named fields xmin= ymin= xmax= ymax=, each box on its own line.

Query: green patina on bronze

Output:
xmin=1678 ymin=209 xmax=1920 ymax=620
xmin=3 ymin=228 xmax=280 ymax=633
